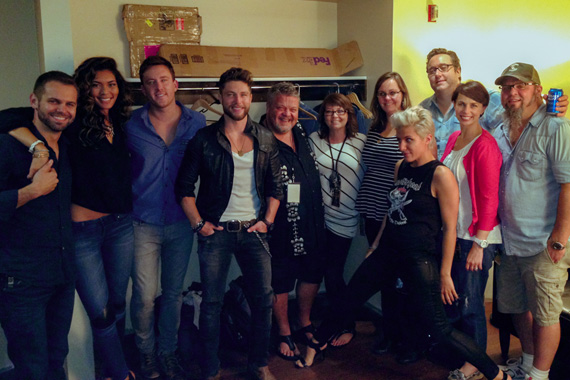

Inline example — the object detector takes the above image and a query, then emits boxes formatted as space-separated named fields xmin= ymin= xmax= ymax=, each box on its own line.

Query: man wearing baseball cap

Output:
xmin=494 ymin=62 xmax=570 ymax=380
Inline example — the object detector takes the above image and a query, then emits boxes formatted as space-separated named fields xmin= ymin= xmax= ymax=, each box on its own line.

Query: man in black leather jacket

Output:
xmin=175 ymin=67 xmax=283 ymax=380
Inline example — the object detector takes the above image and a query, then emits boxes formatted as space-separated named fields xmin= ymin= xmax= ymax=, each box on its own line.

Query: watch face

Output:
xmin=552 ymin=241 xmax=565 ymax=250
xmin=480 ymin=241 xmax=489 ymax=248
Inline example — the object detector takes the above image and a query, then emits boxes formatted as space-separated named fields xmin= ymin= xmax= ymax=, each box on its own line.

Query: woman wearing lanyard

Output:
xmin=308 ymin=93 xmax=366 ymax=349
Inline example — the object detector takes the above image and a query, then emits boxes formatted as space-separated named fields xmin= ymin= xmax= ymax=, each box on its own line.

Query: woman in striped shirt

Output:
xmin=308 ymin=93 xmax=366 ymax=347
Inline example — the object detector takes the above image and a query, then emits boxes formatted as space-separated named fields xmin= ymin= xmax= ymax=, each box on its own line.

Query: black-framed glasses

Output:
xmin=324 ymin=109 xmax=347 ymax=116
xmin=377 ymin=90 xmax=402 ymax=98
xmin=499 ymin=82 xmax=536 ymax=92
xmin=427 ymin=64 xmax=454 ymax=76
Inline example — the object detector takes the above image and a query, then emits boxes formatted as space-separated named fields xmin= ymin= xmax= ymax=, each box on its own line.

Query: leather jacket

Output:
xmin=175 ymin=116 xmax=284 ymax=225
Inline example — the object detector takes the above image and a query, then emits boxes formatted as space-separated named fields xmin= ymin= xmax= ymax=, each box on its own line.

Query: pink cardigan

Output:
xmin=441 ymin=129 xmax=502 ymax=236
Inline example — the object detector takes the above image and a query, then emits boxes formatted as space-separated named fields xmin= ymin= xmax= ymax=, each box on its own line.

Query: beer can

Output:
xmin=547 ymin=88 xmax=563 ymax=115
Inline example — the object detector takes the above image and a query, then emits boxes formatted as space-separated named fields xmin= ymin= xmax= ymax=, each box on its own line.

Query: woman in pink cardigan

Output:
xmin=440 ymin=81 xmax=503 ymax=380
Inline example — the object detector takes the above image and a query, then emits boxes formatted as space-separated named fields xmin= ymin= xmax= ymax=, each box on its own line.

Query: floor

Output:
xmin=4 ymin=301 xmax=570 ymax=380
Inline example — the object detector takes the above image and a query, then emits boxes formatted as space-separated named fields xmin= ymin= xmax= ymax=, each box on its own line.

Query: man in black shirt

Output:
xmin=0 ymin=71 xmax=77 ymax=380
xmin=262 ymin=82 xmax=326 ymax=366
xmin=176 ymin=68 xmax=283 ymax=380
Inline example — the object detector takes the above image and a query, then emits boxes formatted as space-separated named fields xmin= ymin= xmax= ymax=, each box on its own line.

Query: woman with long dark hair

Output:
xmin=1 ymin=57 xmax=135 ymax=380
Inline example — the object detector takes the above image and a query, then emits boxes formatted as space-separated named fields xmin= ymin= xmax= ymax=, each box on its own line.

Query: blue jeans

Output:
xmin=72 ymin=213 xmax=134 ymax=379
xmin=130 ymin=219 xmax=193 ymax=355
xmin=198 ymin=229 xmax=273 ymax=377
xmin=446 ymin=239 xmax=496 ymax=350
xmin=0 ymin=276 xmax=74 ymax=380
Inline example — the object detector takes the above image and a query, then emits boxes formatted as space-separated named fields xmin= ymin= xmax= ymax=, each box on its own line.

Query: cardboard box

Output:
xmin=159 ymin=41 xmax=363 ymax=78
xmin=123 ymin=4 xmax=202 ymax=77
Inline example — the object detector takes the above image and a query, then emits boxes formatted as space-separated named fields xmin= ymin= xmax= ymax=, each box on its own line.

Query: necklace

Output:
xmin=227 ymin=133 xmax=247 ymax=156
xmin=327 ymin=135 xmax=348 ymax=207
xmin=104 ymin=119 xmax=114 ymax=139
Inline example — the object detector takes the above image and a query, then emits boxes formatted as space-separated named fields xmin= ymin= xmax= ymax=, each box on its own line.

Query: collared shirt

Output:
xmin=420 ymin=89 xmax=503 ymax=158
xmin=0 ymin=125 xmax=75 ymax=286
xmin=494 ymin=104 xmax=570 ymax=257
xmin=126 ymin=101 xmax=206 ymax=225
xmin=270 ymin=122 xmax=325 ymax=257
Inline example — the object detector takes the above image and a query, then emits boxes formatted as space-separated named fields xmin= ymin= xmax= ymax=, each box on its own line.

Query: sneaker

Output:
xmin=448 ymin=368 xmax=484 ymax=380
xmin=159 ymin=352 xmax=186 ymax=380
xmin=499 ymin=357 xmax=527 ymax=380
xmin=140 ymin=352 xmax=160 ymax=379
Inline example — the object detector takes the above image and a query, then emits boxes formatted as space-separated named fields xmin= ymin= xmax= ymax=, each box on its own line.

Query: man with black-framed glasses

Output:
xmin=493 ymin=62 xmax=570 ymax=380
xmin=419 ymin=48 xmax=505 ymax=158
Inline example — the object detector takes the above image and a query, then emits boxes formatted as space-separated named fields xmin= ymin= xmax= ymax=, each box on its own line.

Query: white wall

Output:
xmin=0 ymin=0 xmax=40 ymax=109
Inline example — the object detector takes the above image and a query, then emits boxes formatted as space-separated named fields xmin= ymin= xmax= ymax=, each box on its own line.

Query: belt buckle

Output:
xmin=226 ymin=220 xmax=241 ymax=232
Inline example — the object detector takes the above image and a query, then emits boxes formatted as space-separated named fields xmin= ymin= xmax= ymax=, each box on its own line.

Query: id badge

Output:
xmin=287 ymin=182 xmax=301 ymax=203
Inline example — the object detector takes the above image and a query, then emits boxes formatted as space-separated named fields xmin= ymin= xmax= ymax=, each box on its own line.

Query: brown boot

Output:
xmin=247 ymin=366 xmax=276 ymax=380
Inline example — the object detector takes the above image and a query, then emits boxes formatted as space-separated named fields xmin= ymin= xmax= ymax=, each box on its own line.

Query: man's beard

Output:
xmin=223 ymin=103 xmax=249 ymax=121
xmin=503 ymin=106 xmax=523 ymax=131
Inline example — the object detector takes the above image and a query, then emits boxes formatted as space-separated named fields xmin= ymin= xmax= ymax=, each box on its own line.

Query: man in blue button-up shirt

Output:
xmin=126 ymin=56 xmax=206 ymax=380
xmin=419 ymin=48 xmax=504 ymax=159
xmin=493 ymin=62 xmax=570 ymax=380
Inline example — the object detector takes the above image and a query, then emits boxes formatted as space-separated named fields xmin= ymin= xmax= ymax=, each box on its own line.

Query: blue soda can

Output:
xmin=547 ymin=88 xmax=563 ymax=115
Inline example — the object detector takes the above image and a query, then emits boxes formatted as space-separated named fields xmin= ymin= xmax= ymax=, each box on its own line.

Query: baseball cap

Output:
xmin=495 ymin=62 xmax=541 ymax=85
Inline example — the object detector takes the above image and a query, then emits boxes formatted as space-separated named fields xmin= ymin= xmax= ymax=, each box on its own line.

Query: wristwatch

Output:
xmin=551 ymin=240 xmax=566 ymax=251
xmin=261 ymin=218 xmax=275 ymax=231
xmin=473 ymin=237 xmax=489 ymax=249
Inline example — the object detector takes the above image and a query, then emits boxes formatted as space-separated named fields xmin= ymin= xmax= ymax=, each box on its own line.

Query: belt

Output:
xmin=220 ymin=219 xmax=257 ymax=232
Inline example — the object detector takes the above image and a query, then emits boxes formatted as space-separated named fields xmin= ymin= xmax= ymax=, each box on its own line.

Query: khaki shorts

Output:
xmin=496 ymin=248 xmax=570 ymax=326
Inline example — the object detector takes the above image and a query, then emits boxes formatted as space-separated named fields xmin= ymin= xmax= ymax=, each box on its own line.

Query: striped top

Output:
xmin=355 ymin=131 xmax=403 ymax=222
xmin=309 ymin=132 xmax=366 ymax=238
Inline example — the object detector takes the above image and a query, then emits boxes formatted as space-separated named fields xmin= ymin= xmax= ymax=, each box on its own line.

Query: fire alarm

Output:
xmin=428 ymin=4 xmax=438 ymax=22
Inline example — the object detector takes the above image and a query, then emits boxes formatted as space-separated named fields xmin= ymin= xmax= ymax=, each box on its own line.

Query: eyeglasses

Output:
xmin=324 ymin=109 xmax=347 ymax=116
xmin=499 ymin=82 xmax=536 ymax=92
xmin=427 ymin=64 xmax=454 ymax=76
xmin=377 ymin=91 xmax=402 ymax=98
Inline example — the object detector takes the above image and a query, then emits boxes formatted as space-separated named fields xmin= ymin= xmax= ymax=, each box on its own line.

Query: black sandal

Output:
xmin=293 ymin=324 xmax=316 ymax=345
xmin=277 ymin=335 xmax=305 ymax=365
xmin=328 ymin=327 xmax=356 ymax=348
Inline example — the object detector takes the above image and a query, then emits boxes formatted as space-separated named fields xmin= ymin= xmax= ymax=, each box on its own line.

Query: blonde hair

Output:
xmin=390 ymin=106 xmax=434 ymax=139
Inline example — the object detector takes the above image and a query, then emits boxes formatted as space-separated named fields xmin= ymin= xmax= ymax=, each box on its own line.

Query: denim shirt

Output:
xmin=126 ymin=101 xmax=206 ymax=225
xmin=420 ymin=89 xmax=503 ymax=158
xmin=494 ymin=104 xmax=570 ymax=257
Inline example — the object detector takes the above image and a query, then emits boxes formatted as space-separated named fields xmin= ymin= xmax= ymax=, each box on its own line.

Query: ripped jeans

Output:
xmin=445 ymin=238 xmax=496 ymax=350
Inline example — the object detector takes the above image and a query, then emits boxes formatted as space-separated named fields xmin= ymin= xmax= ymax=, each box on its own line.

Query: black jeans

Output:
xmin=0 ymin=276 xmax=75 ymax=380
xmin=315 ymin=246 xmax=500 ymax=380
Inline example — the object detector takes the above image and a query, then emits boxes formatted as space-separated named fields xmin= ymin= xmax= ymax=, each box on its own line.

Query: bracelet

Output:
xmin=29 ymin=140 xmax=46 ymax=153
xmin=32 ymin=151 xmax=50 ymax=159
xmin=192 ymin=219 xmax=205 ymax=233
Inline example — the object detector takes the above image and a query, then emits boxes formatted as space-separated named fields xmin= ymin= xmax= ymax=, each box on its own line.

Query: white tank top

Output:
xmin=220 ymin=150 xmax=261 ymax=222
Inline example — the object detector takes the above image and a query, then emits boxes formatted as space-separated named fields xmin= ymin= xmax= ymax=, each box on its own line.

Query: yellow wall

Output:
xmin=393 ymin=0 xmax=570 ymax=105
xmin=69 ymin=0 xmax=338 ymax=78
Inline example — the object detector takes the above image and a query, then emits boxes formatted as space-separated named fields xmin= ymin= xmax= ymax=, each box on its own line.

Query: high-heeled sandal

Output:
xmin=303 ymin=339 xmax=327 ymax=368
xmin=293 ymin=324 xmax=316 ymax=346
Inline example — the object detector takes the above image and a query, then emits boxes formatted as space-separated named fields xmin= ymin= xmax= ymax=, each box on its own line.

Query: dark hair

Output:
xmin=452 ymin=81 xmax=490 ymax=107
xmin=426 ymin=48 xmax=461 ymax=72
xmin=73 ymin=57 xmax=132 ymax=147
xmin=218 ymin=67 xmax=253 ymax=92
xmin=139 ymin=55 xmax=176 ymax=82
xmin=318 ymin=93 xmax=358 ymax=140
xmin=369 ymin=72 xmax=411 ymax=133
xmin=33 ymin=71 xmax=77 ymax=99
xmin=266 ymin=82 xmax=299 ymax=106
